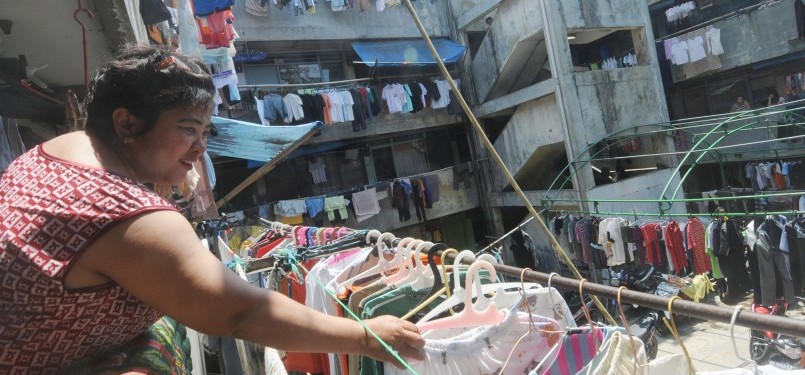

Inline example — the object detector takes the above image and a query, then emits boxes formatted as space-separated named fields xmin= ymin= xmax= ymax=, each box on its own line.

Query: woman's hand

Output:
xmin=361 ymin=315 xmax=426 ymax=368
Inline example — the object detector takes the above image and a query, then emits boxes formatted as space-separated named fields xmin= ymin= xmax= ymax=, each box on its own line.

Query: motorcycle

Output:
xmin=567 ymin=266 xmax=664 ymax=360
xmin=750 ymin=301 xmax=803 ymax=369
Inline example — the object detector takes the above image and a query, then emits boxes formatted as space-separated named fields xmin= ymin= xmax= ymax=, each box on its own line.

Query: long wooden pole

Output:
xmin=401 ymin=0 xmax=617 ymax=325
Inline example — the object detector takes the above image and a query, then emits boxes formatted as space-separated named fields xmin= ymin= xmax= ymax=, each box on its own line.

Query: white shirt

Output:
xmin=687 ymin=36 xmax=707 ymax=62
xmin=282 ymin=94 xmax=304 ymax=123
xmin=671 ymin=40 xmax=690 ymax=65
xmin=707 ymin=28 xmax=724 ymax=55
xmin=431 ymin=80 xmax=452 ymax=109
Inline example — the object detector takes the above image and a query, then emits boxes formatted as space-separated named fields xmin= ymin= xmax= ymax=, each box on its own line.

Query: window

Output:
xmin=241 ymin=52 xmax=345 ymax=85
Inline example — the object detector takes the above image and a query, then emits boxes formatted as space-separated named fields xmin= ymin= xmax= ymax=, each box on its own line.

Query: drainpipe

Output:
xmin=539 ymin=0 xmax=587 ymax=209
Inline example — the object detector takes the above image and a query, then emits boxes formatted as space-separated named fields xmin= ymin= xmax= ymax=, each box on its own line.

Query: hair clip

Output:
xmin=154 ymin=56 xmax=176 ymax=72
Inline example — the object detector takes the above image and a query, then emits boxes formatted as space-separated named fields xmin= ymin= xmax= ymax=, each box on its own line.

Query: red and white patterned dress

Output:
xmin=0 ymin=145 xmax=178 ymax=374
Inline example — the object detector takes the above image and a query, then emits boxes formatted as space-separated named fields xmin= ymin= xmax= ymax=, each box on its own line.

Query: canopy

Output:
xmin=208 ymin=117 xmax=323 ymax=162
xmin=351 ymin=39 xmax=466 ymax=67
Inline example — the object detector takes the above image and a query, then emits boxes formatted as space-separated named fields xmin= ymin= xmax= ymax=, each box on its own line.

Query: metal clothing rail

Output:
xmin=355 ymin=231 xmax=805 ymax=338
xmin=254 ymin=220 xmax=805 ymax=337
xmin=542 ymin=209 xmax=805 ymax=218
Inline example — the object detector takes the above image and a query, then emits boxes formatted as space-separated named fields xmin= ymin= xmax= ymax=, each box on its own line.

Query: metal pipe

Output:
xmin=492 ymin=263 xmax=805 ymax=338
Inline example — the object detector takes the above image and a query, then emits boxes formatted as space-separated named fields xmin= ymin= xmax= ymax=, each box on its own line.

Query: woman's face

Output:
xmin=127 ymin=106 xmax=213 ymax=186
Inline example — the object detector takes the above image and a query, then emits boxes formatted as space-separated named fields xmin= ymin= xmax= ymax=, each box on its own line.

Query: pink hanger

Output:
xmin=323 ymin=228 xmax=336 ymax=244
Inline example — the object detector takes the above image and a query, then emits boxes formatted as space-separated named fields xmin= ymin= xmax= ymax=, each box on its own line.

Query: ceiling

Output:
xmin=567 ymin=29 xmax=621 ymax=45
xmin=0 ymin=0 xmax=114 ymax=87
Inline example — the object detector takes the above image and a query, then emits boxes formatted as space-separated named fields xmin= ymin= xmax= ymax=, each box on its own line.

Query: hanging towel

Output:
xmin=352 ymin=188 xmax=381 ymax=222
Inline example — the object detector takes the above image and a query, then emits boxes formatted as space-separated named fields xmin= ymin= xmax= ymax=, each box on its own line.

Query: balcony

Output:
xmin=572 ymin=66 xmax=668 ymax=141
xmin=561 ymin=0 xmax=646 ymax=29
xmin=490 ymin=95 xmax=565 ymax=190
xmin=308 ymin=108 xmax=463 ymax=144
xmin=234 ymin=0 xmax=451 ymax=42
xmin=469 ymin=0 xmax=547 ymax=103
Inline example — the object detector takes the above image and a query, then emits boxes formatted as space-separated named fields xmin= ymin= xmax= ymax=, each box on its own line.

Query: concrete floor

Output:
xmin=654 ymin=292 xmax=805 ymax=371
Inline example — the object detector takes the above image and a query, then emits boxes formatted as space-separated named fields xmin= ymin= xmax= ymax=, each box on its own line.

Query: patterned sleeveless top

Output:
xmin=0 ymin=146 xmax=178 ymax=373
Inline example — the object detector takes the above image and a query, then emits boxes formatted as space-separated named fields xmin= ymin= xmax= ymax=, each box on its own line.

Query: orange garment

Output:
xmin=321 ymin=93 xmax=333 ymax=125
xmin=773 ymin=164 xmax=787 ymax=190
xmin=280 ymin=259 xmax=330 ymax=375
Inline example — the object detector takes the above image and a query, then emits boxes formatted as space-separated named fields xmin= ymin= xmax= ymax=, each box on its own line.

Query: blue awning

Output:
xmin=351 ymin=39 xmax=466 ymax=67
xmin=208 ymin=117 xmax=323 ymax=162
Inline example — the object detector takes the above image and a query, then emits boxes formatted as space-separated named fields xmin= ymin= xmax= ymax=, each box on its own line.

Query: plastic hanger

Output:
xmin=333 ymin=232 xmax=397 ymax=293
xmin=664 ymin=296 xmax=695 ymax=375
xmin=617 ymin=286 xmax=641 ymax=374
xmin=384 ymin=238 xmax=419 ymax=285
xmin=401 ymin=245 xmax=452 ymax=321
xmin=391 ymin=239 xmax=427 ymax=287
xmin=416 ymin=251 xmax=541 ymax=323
xmin=408 ymin=241 xmax=435 ymax=290
xmin=416 ymin=259 xmax=506 ymax=332
xmin=730 ymin=305 xmax=760 ymax=374
xmin=416 ymin=250 xmax=477 ymax=323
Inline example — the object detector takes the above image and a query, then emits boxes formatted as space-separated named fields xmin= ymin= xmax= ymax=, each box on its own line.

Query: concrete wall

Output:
xmin=672 ymin=0 xmax=805 ymax=83
xmin=469 ymin=0 xmax=544 ymax=101
xmin=572 ymin=66 xmax=670 ymax=144
xmin=559 ymin=0 xmax=645 ymax=29
xmin=234 ymin=0 xmax=451 ymax=41
xmin=585 ymin=168 xmax=687 ymax=215
xmin=348 ymin=168 xmax=481 ymax=232
xmin=491 ymin=95 xmax=564 ymax=189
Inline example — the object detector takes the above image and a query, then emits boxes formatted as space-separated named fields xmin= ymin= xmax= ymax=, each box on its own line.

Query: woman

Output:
xmin=0 ymin=45 xmax=424 ymax=373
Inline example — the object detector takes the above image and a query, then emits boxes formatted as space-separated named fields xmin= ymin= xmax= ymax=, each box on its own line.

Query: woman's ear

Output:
xmin=111 ymin=108 xmax=145 ymax=142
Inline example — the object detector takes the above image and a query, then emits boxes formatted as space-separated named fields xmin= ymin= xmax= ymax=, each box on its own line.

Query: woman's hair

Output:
xmin=83 ymin=45 xmax=215 ymax=143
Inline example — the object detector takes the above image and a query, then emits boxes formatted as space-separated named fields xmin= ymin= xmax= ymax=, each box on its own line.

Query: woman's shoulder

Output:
xmin=40 ymin=131 xmax=106 ymax=170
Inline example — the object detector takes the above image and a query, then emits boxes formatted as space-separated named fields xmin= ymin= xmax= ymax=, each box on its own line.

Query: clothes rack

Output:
xmin=247 ymin=221 xmax=805 ymax=337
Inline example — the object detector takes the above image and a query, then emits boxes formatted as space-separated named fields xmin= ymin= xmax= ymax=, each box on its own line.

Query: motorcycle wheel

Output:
xmin=645 ymin=334 xmax=658 ymax=360
xmin=749 ymin=331 xmax=773 ymax=365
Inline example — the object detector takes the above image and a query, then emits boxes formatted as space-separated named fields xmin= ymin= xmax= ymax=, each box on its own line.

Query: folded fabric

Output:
xmin=352 ymin=188 xmax=381 ymax=222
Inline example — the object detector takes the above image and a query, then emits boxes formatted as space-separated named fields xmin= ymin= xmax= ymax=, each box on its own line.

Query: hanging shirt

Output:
xmin=283 ymin=94 xmax=305 ymax=123
xmin=671 ymin=40 xmax=690 ymax=65
xmin=706 ymin=28 xmax=724 ymax=55
xmin=687 ymin=35 xmax=707 ymax=62
xmin=431 ymin=80 xmax=452 ymax=109
xmin=308 ymin=157 xmax=327 ymax=184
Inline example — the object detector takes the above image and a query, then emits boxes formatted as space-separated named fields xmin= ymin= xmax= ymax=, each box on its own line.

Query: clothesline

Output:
xmin=245 ymin=159 xmax=481 ymax=214
xmin=543 ymin=208 xmax=805 ymax=219
xmin=237 ymin=71 xmax=463 ymax=89
xmin=654 ymin=0 xmax=772 ymax=43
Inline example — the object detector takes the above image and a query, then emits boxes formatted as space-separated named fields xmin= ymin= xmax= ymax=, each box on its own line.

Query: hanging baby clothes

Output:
xmin=324 ymin=196 xmax=349 ymax=222
xmin=385 ymin=312 xmax=564 ymax=375
xmin=308 ymin=157 xmax=327 ymax=184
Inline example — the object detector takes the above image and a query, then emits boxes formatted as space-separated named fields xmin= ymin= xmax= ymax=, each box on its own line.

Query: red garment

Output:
xmin=0 ymin=146 xmax=177 ymax=373
xmin=255 ymin=237 xmax=285 ymax=258
xmin=686 ymin=218 xmax=712 ymax=275
xmin=640 ymin=223 xmax=663 ymax=267
xmin=664 ymin=221 xmax=688 ymax=273
xmin=280 ymin=259 xmax=330 ymax=375
xmin=196 ymin=10 xmax=235 ymax=49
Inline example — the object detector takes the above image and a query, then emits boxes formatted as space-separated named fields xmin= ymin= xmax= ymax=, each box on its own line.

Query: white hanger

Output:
xmin=730 ymin=305 xmax=760 ymax=375
xmin=390 ymin=239 xmax=426 ymax=287
xmin=333 ymin=232 xmax=398 ymax=293
xmin=383 ymin=238 xmax=419 ymax=285
xmin=408 ymin=241 xmax=435 ymax=290
xmin=416 ymin=259 xmax=506 ymax=332
xmin=417 ymin=253 xmax=540 ymax=323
